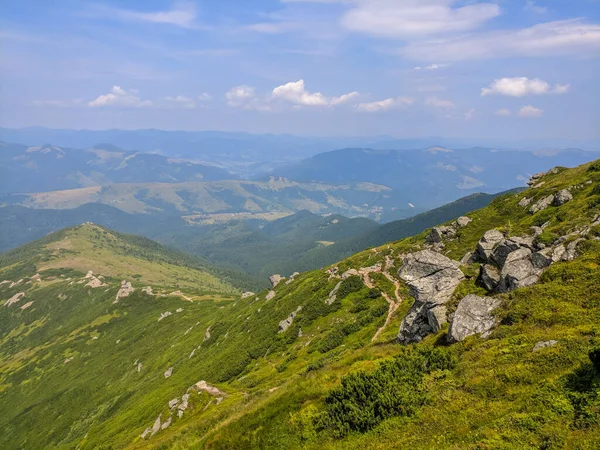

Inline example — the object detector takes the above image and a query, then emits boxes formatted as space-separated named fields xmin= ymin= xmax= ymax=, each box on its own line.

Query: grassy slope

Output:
xmin=0 ymin=161 xmax=599 ymax=449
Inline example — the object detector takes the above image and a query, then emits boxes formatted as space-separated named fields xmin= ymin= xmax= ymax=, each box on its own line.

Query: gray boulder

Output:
xmin=553 ymin=189 xmax=573 ymax=206
xmin=563 ymin=238 xmax=584 ymax=261
xmin=269 ymin=274 xmax=284 ymax=287
xmin=476 ymin=229 xmax=505 ymax=263
xmin=497 ymin=248 xmax=541 ymax=292
xmin=397 ymin=251 xmax=464 ymax=343
xmin=533 ymin=340 xmax=558 ymax=352
xmin=448 ymin=295 xmax=503 ymax=343
xmin=456 ymin=216 xmax=472 ymax=227
xmin=478 ymin=264 xmax=501 ymax=291
xmin=278 ymin=306 xmax=302 ymax=333
xmin=426 ymin=226 xmax=456 ymax=243
xmin=531 ymin=249 xmax=553 ymax=269
xmin=518 ymin=197 xmax=532 ymax=207
xmin=529 ymin=195 xmax=554 ymax=214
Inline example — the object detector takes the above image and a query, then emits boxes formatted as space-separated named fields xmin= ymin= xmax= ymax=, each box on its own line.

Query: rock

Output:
xmin=518 ymin=197 xmax=532 ymax=207
xmin=592 ymin=214 xmax=600 ymax=226
xmin=341 ymin=269 xmax=359 ymax=279
xmin=278 ymin=306 xmax=302 ymax=333
xmin=269 ymin=274 xmax=284 ymax=287
xmin=9 ymin=279 xmax=23 ymax=289
xmin=64 ymin=357 xmax=73 ymax=364
xmin=478 ymin=265 xmax=501 ymax=292
xmin=142 ymin=286 xmax=154 ymax=295
xmin=241 ymin=291 xmax=255 ymax=299
xmin=531 ymin=249 xmax=553 ymax=269
xmin=31 ymin=273 xmax=41 ymax=282
xmin=456 ymin=216 xmax=472 ymax=227
xmin=265 ymin=290 xmax=276 ymax=301
xmin=4 ymin=292 xmax=25 ymax=307
xmin=325 ymin=281 xmax=342 ymax=305
xmin=204 ymin=326 xmax=211 ymax=341
xmin=291 ymin=272 xmax=300 ymax=278
xmin=563 ymin=238 xmax=584 ymax=261
xmin=164 ymin=367 xmax=173 ymax=378
xmin=158 ymin=311 xmax=172 ymax=321
xmin=192 ymin=380 xmax=226 ymax=397
xmin=177 ymin=393 xmax=190 ymax=418
xmin=533 ymin=340 xmax=559 ymax=352
xmin=476 ymin=230 xmax=505 ymax=262
xmin=529 ymin=195 xmax=554 ymax=214
xmin=552 ymin=245 xmax=566 ymax=262
xmin=141 ymin=427 xmax=152 ymax=439
xmin=426 ymin=226 xmax=456 ymax=243
xmin=528 ymin=172 xmax=546 ymax=186
xmin=447 ymin=295 xmax=503 ymax=343
xmin=530 ymin=226 xmax=543 ymax=236
xmin=150 ymin=414 xmax=162 ymax=437
xmin=397 ymin=251 xmax=465 ymax=343
xmin=176 ymin=308 xmax=184 ymax=313
xmin=553 ymin=189 xmax=573 ymax=206
xmin=114 ymin=280 xmax=134 ymax=303
xmin=137 ymin=362 xmax=143 ymax=372
xmin=490 ymin=239 xmax=522 ymax=267
xmin=497 ymin=248 xmax=541 ymax=292
xmin=19 ymin=301 xmax=33 ymax=310
xmin=460 ymin=251 xmax=476 ymax=265
xmin=161 ymin=416 xmax=172 ymax=430
xmin=168 ymin=398 xmax=179 ymax=410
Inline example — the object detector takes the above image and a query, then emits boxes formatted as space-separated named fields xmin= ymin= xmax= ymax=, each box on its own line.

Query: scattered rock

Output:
xmin=592 ymin=214 xmax=600 ymax=226
xmin=426 ymin=226 xmax=456 ymax=243
xmin=161 ymin=416 xmax=172 ymax=430
xmin=241 ymin=291 xmax=255 ymax=299
xmin=497 ymin=248 xmax=541 ymax=292
xmin=114 ymin=281 xmax=134 ymax=303
xmin=460 ymin=251 xmax=476 ymax=265
xmin=64 ymin=357 xmax=74 ymax=364
xmin=164 ymin=367 xmax=173 ymax=378
xmin=265 ymin=290 xmax=276 ymax=301
xmin=137 ymin=362 xmax=143 ymax=372
xmin=530 ymin=226 xmax=543 ymax=236
xmin=176 ymin=308 xmax=184 ymax=313
xmin=533 ymin=340 xmax=559 ymax=352
xmin=4 ymin=292 xmax=25 ymax=307
xmin=150 ymin=415 xmax=162 ymax=437
xmin=278 ymin=306 xmax=302 ymax=333
xmin=448 ymin=295 xmax=503 ymax=343
xmin=563 ymin=238 xmax=584 ymax=261
xmin=85 ymin=276 xmax=106 ymax=288
xmin=528 ymin=172 xmax=546 ymax=186
xmin=518 ymin=197 xmax=532 ymax=207
xmin=9 ymin=279 xmax=24 ymax=289
xmin=476 ymin=229 xmax=505 ymax=262
xmin=531 ymin=249 xmax=553 ymax=269
xmin=141 ymin=428 xmax=152 ymax=439
xmin=142 ymin=286 xmax=154 ymax=295
xmin=529 ymin=195 xmax=554 ymax=214
xmin=177 ymin=394 xmax=190 ymax=418
xmin=192 ymin=380 xmax=227 ymax=397
xmin=31 ymin=273 xmax=42 ymax=282
xmin=478 ymin=265 xmax=501 ymax=292
xmin=158 ymin=311 xmax=172 ymax=321
xmin=325 ymin=281 xmax=342 ymax=305
xmin=553 ymin=189 xmax=573 ymax=206
xmin=456 ymin=216 xmax=472 ymax=227
xmin=269 ymin=274 xmax=284 ymax=287
xmin=397 ymin=250 xmax=465 ymax=343
xmin=204 ymin=326 xmax=212 ymax=341
xmin=341 ymin=269 xmax=359 ymax=279
xmin=168 ymin=398 xmax=179 ymax=410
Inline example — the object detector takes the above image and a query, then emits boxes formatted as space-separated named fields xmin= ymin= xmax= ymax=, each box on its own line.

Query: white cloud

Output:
xmin=495 ymin=108 xmax=512 ymax=116
xmin=87 ymin=1 xmax=199 ymax=28
xmin=88 ymin=86 xmax=152 ymax=108
xmin=464 ymin=108 xmax=476 ymax=121
xmin=164 ymin=96 xmax=197 ymax=109
xmin=401 ymin=19 xmax=600 ymax=61
xmin=525 ymin=1 xmax=547 ymax=14
xmin=340 ymin=0 xmax=500 ymax=38
xmin=426 ymin=96 xmax=455 ymax=110
xmin=518 ymin=105 xmax=544 ymax=118
xmin=356 ymin=96 xmax=414 ymax=112
xmin=414 ymin=63 xmax=447 ymax=71
xmin=481 ymin=77 xmax=570 ymax=97
xmin=271 ymin=80 xmax=359 ymax=107
xmin=226 ymin=85 xmax=257 ymax=107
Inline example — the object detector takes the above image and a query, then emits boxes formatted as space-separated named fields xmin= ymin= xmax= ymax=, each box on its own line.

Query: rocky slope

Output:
xmin=1 ymin=160 xmax=599 ymax=449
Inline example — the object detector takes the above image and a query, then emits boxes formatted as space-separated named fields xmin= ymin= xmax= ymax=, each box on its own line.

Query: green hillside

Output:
xmin=1 ymin=161 xmax=599 ymax=449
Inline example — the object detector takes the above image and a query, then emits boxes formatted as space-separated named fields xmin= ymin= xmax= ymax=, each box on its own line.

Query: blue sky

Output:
xmin=1 ymin=0 xmax=599 ymax=139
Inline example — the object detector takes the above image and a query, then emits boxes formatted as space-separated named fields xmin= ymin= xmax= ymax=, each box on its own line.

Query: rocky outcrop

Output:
xmin=241 ymin=291 xmax=255 ymax=299
xmin=168 ymin=398 xmax=179 ymax=410
xmin=497 ymin=248 xmax=541 ymax=292
xmin=158 ymin=311 xmax=172 ymax=321
xmin=476 ymin=229 xmax=504 ymax=262
xmin=269 ymin=274 xmax=284 ymax=287
xmin=529 ymin=195 xmax=554 ymax=214
xmin=142 ymin=286 xmax=154 ymax=295
xmin=164 ymin=367 xmax=173 ymax=378
xmin=426 ymin=226 xmax=456 ymax=243
xmin=114 ymin=281 xmax=134 ymax=303
xmin=397 ymin=250 xmax=465 ymax=343
xmin=456 ymin=216 xmax=472 ymax=227
xmin=265 ymin=290 xmax=276 ymax=301
xmin=533 ymin=340 xmax=558 ymax=352
xmin=479 ymin=265 xmax=501 ymax=291
xmin=177 ymin=393 xmax=190 ymax=418
xmin=278 ymin=306 xmax=302 ymax=333
xmin=448 ymin=295 xmax=503 ymax=343
xmin=192 ymin=380 xmax=226 ymax=397
xmin=20 ymin=301 xmax=34 ymax=310
xmin=518 ymin=197 xmax=531 ymax=207
xmin=4 ymin=292 xmax=25 ymax=307
xmin=325 ymin=281 xmax=342 ymax=305
xmin=553 ymin=189 xmax=573 ymax=206
xmin=341 ymin=269 xmax=359 ymax=279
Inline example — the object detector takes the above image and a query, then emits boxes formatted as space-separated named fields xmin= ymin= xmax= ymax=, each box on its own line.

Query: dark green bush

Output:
xmin=366 ymin=288 xmax=381 ymax=299
xmin=587 ymin=161 xmax=600 ymax=172
xmin=590 ymin=347 xmax=600 ymax=372
xmin=319 ymin=347 xmax=455 ymax=436
xmin=337 ymin=275 xmax=364 ymax=300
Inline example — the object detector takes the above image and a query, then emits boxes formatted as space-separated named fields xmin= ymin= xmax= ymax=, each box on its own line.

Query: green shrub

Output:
xmin=337 ymin=275 xmax=363 ymax=300
xmin=588 ymin=161 xmax=600 ymax=172
xmin=319 ymin=347 xmax=455 ymax=436
xmin=366 ymin=288 xmax=381 ymax=299
xmin=590 ymin=347 xmax=600 ymax=372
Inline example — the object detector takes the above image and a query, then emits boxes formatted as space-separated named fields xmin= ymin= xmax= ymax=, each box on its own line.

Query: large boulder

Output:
xmin=497 ymin=248 xmax=541 ymax=292
xmin=397 ymin=251 xmax=464 ymax=343
xmin=448 ymin=295 xmax=503 ymax=343
xmin=269 ymin=274 xmax=284 ymax=287
xmin=478 ymin=264 xmax=501 ymax=291
xmin=553 ymin=189 xmax=573 ymax=206
xmin=278 ymin=306 xmax=302 ymax=333
xmin=476 ymin=229 xmax=505 ymax=263
xmin=456 ymin=216 xmax=472 ymax=227
xmin=529 ymin=195 xmax=554 ymax=214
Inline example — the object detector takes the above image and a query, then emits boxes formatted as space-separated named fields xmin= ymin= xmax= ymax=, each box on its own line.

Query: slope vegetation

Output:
xmin=1 ymin=161 xmax=599 ymax=449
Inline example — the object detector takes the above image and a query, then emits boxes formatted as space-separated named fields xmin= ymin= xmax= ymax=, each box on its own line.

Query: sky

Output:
xmin=1 ymin=0 xmax=599 ymax=139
